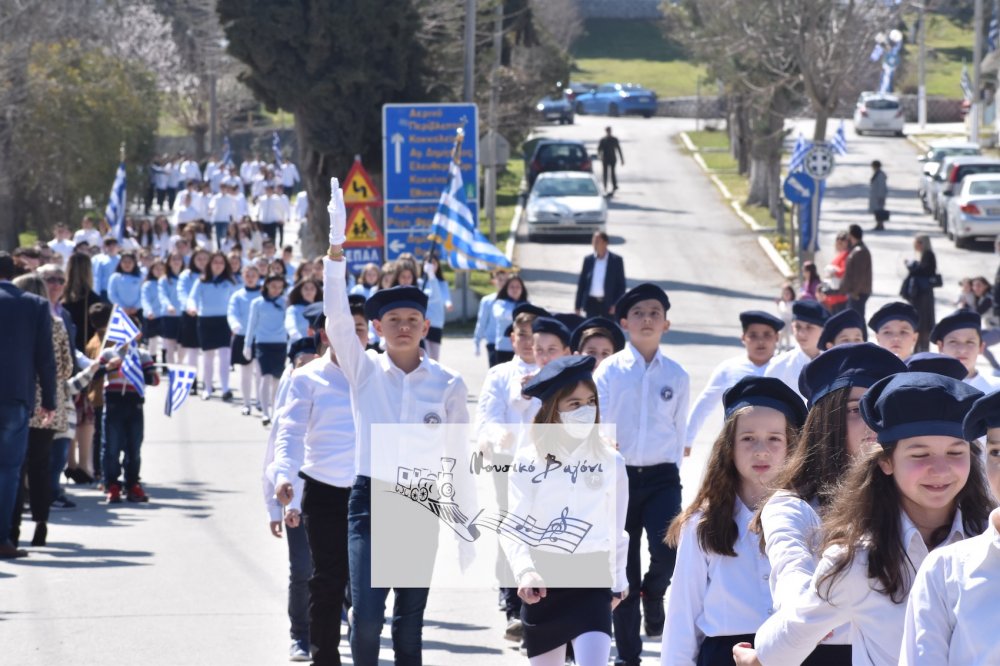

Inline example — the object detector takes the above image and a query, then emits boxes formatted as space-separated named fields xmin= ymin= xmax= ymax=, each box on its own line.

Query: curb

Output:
xmin=680 ymin=131 xmax=790 ymax=277
xmin=906 ymin=134 xmax=931 ymax=154
xmin=506 ymin=192 xmax=524 ymax=264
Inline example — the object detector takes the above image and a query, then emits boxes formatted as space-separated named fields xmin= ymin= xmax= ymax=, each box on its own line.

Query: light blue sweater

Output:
xmin=140 ymin=280 xmax=164 ymax=318
xmin=227 ymin=286 xmax=262 ymax=336
xmin=246 ymin=295 xmax=288 ymax=345
xmin=108 ymin=273 xmax=142 ymax=310
xmin=158 ymin=275 xmax=182 ymax=316
xmin=188 ymin=277 xmax=238 ymax=317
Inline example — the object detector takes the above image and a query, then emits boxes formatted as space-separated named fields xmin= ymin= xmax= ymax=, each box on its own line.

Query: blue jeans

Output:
xmin=0 ymin=402 xmax=30 ymax=543
xmin=613 ymin=463 xmax=682 ymax=664
xmin=348 ymin=476 xmax=429 ymax=666
xmin=102 ymin=395 xmax=144 ymax=488
xmin=50 ymin=436 xmax=71 ymax=501
xmin=286 ymin=520 xmax=312 ymax=645
xmin=212 ymin=222 xmax=229 ymax=250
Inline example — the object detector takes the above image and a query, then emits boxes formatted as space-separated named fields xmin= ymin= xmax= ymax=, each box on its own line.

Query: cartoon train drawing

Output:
xmin=393 ymin=457 xmax=478 ymax=537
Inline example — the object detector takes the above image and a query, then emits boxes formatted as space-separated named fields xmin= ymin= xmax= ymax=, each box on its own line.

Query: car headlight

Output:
xmin=536 ymin=103 xmax=545 ymax=111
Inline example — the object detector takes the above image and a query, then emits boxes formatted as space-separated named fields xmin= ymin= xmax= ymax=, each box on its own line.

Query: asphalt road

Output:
xmin=4 ymin=114 xmax=992 ymax=665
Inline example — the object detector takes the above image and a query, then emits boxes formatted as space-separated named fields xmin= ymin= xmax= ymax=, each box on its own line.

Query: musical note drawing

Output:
xmin=472 ymin=508 xmax=592 ymax=554
xmin=546 ymin=507 xmax=569 ymax=542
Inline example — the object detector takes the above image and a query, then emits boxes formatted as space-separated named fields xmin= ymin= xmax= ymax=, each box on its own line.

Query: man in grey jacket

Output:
xmin=869 ymin=160 xmax=888 ymax=230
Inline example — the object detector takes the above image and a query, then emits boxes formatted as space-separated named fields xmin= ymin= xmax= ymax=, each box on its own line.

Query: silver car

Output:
xmin=945 ymin=174 xmax=1000 ymax=248
xmin=525 ymin=172 xmax=607 ymax=241
xmin=917 ymin=141 xmax=980 ymax=212
xmin=930 ymin=155 xmax=1000 ymax=228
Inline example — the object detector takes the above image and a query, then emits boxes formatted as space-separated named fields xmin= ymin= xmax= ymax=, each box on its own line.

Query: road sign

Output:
xmin=783 ymin=172 xmax=815 ymax=204
xmin=382 ymin=103 xmax=478 ymax=260
xmin=345 ymin=206 xmax=383 ymax=246
xmin=342 ymin=159 xmax=382 ymax=206
xmin=804 ymin=144 xmax=836 ymax=180
xmin=344 ymin=246 xmax=384 ymax=276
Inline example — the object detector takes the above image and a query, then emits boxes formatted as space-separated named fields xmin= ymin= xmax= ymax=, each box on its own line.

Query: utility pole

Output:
xmin=973 ymin=0 xmax=984 ymax=144
xmin=918 ymin=2 xmax=927 ymax=128
xmin=486 ymin=0 xmax=502 ymax=244
xmin=463 ymin=0 xmax=476 ymax=103
xmin=209 ymin=73 xmax=217 ymax=156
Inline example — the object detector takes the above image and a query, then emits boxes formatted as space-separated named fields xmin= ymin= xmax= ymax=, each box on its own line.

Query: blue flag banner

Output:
xmin=788 ymin=133 xmax=811 ymax=172
xmin=799 ymin=180 xmax=826 ymax=252
xmin=878 ymin=41 xmax=903 ymax=94
xmin=106 ymin=305 xmax=141 ymax=346
xmin=428 ymin=162 xmax=511 ymax=271
xmin=104 ymin=161 xmax=127 ymax=242
xmin=990 ymin=0 xmax=999 ymax=52
xmin=165 ymin=366 xmax=197 ymax=417
xmin=121 ymin=346 xmax=146 ymax=397
xmin=831 ymin=120 xmax=848 ymax=156
xmin=272 ymin=131 xmax=282 ymax=165
xmin=222 ymin=136 xmax=233 ymax=167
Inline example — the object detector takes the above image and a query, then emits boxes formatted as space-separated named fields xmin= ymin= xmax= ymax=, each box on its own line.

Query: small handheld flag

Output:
xmin=272 ymin=131 xmax=283 ymax=165
xmin=165 ymin=366 xmax=197 ymax=417
xmin=106 ymin=305 xmax=141 ymax=346
xmin=831 ymin=120 xmax=848 ymax=156
xmin=105 ymin=160 xmax=127 ymax=242
xmin=221 ymin=136 xmax=233 ymax=168
xmin=121 ymin=346 xmax=146 ymax=397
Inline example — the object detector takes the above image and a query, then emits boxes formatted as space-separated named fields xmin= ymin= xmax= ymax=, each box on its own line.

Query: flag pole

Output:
xmin=422 ymin=127 xmax=464 ymax=291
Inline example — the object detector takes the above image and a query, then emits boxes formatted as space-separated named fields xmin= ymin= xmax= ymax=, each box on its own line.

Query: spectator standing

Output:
xmin=91 ymin=238 xmax=121 ymax=300
xmin=840 ymin=224 xmax=872 ymax=319
xmin=903 ymin=233 xmax=938 ymax=353
xmin=798 ymin=261 xmax=821 ymax=301
xmin=597 ymin=126 xmax=625 ymax=194
xmin=73 ymin=215 xmax=102 ymax=250
xmin=575 ymin=231 xmax=626 ymax=318
xmin=47 ymin=224 xmax=75 ymax=264
xmin=869 ymin=160 xmax=889 ymax=231
xmin=62 ymin=252 xmax=102 ymax=353
xmin=820 ymin=232 xmax=849 ymax=314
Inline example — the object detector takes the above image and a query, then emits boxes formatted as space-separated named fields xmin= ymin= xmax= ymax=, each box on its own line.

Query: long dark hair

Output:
xmin=669 ymin=408 xmax=799 ymax=556
xmin=64 ymin=252 xmax=94 ymax=302
xmin=201 ymin=251 xmax=235 ymax=283
xmin=115 ymin=251 xmax=141 ymax=276
xmin=498 ymin=275 xmax=528 ymax=303
xmin=287 ymin=278 xmax=322 ymax=306
xmin=818 ymin=442 xmax=993 ymax=603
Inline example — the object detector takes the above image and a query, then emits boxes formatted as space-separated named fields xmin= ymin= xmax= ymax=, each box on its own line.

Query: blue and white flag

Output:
xmin=990 ymin=1 xmax=999 ymax=52
xmin=106 ymin=305 xmax=141 ymax=346
xmin=165 ymin=365 xmax=197 ymax=417
xmin=121 ymin=346 xmax=146 ymax=397
xmin=961 ymin=64 xmax=973 ymax=101
xmin=428 ymin=162 xmax=512 ymax=271
xmin=221 ymin=136 xmax=233 ymax=167
xmin=788 ymin=133 xmax=811 ymax=172
xmin=104 ymin=161 xmax=127 ymax=242
xmin=869 ymin=43 xmax=884 ymax=62
xmin=831 ymin=120 xmax=848 ymax=156
xmin=272 ymin=131 xmax=283 ymax=165
xmin=878 ymin=41 xmax=903 ymax=94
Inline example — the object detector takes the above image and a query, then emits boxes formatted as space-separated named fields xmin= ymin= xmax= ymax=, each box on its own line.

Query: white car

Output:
xmin=917 ymin=140 xmax=981 ymax=212
xmin=853 ymin=93 xmax=905 ymax=136
xmin=944 ymin=174 xmax=1000 ymax=248
xmin=525 ymin=172 xmax=607 ymax=241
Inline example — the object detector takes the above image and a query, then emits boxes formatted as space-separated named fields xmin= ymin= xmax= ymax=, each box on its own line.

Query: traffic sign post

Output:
xmin=802 ymin=143 xmax=835 ymax=256
xmin=382 ymin=103 xmax=478 ymax=261
xmin=782 ymin=172 xmax=815 ymax=205
xmin=341 ymin=157 xmax=384 ymax=274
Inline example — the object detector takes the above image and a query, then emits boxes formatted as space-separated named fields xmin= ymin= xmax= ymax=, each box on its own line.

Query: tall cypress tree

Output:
xmin=217 ymin=0 xmax=428 ymax=256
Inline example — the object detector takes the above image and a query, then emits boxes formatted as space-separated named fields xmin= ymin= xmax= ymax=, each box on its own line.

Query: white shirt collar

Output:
xmin=900 ymin=507 xmax=967 ymax=552
xmin=625 ymin=341 xmax=660 ymax=368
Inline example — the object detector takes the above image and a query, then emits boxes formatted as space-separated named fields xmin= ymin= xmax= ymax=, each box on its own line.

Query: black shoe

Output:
xmin=642 ymin=593 xmax=664 ymax=638
xmin=221 ymin=390 xmax=233 ymax=402
xmin=31 ymin=522 xmax=47 ymax=547
xmin=51 ymin=495 xmax=77 ymax=510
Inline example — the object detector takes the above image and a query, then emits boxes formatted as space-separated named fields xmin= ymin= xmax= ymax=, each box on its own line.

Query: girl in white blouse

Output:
xmin=899 ymin=389 xmax=1000 ymax=665
xmin=734 ymin=372 xmax=994 ymax=666
xmin=661 ymin=376 xmax=806 ymax=666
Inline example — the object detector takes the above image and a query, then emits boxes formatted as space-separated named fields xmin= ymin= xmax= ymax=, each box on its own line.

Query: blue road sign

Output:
xmin=344 ymin=246 xmax=384 ymax=277
xmin=382 ymin=103 xmax=478 ymax=260
xmin=783 ymin=172 xmax=815 ymax=205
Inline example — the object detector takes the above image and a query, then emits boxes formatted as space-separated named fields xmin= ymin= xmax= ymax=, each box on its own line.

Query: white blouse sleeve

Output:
xmin=899 ymin=551 xmax=954 ymax=665
xmin=661 ymin=514 xmax=707 ymax=666
xmin=761 ymin=493 xmax=822 ymax=610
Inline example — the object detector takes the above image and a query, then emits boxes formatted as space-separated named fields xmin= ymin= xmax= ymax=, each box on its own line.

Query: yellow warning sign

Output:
xmin=342 ymin=160 xmax=382 ymax=205
xmin=344 ymin=206 xmax=383 ymax=247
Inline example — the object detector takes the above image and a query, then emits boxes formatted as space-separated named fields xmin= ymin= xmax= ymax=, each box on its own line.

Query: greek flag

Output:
xmin=961 ymin=64 xmax=973 ymax=101
xmin=869 ymin=43 xmax=884 ymax=62
xmin=831 ymin=120 xmax=848 ymax=156
xmin=121 ymin=346 xmax=146 ymax=397
xmin=878 ymin=42 xmax=902 ymax=94
xmin=104 ymin=161 xmax=127 ymax=242
xmin=165 ymin=366 xmax=197 ymax=417
xmin=990 ymin=1 xmax=999 ymax=52
xmin=788 ymin=133 xmax=811 ymax=172
xmin=428 ymin=162 xmax=512 ymax=270
xmin=106 ymin=305 xmax=141 ymax=345
xmin=221 ymin=136 xmax=233 ymax=167
xmin=272 ymin=131 xmax=282 ymax=165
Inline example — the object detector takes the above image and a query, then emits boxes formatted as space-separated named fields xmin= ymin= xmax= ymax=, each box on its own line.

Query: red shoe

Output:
xmin=106 ymin=483 xmax=123 ymax=504
xmin=126 ymin=483 xmax=150 ymax=503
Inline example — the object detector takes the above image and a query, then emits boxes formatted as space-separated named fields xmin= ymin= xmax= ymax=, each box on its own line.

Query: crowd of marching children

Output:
xmin=7 ymin=175 xmax=1000 ymax=666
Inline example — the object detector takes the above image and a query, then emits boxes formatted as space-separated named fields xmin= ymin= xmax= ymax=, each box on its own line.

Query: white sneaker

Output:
xmin=288 ymin=639 xmax=310 ymax=662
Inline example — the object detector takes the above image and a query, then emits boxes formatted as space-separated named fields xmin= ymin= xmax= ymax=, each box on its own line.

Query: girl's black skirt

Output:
xmin=197 ymin=315 xmax=231 ymax=351
xmin=426 ymin=326 xmax=443 ymax=344
xmin=159 ymin=315 xmax=180 ymax=341
xmin=179 ymin=312 xmax=199 ymax=348
xmin=231 ymin=334 xmax=253 ymax=366
xmin=142 ymin=316 xmax=162 ymax=339
xmin=254 ymin=342 xmax=286 ymax=378
xmin=521 ymin=587 xmax=611 ymax=658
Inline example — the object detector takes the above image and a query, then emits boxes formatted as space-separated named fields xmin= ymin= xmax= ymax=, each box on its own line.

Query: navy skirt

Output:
xmin=143 ymin=316 xmax=162 ymax=339
xmin=231 ymin=334 xmax=253 ymax=365
xmin=521 ymin=587 xmax=611 ymax=658
xmin=197 ymin=315 xmax=231 ymax=351
xmin=159 ymin=315 xmax=180 ymax=341
xmin=179 ymin=312 xmax=200 ymax=348
xmin=254 ymin=342 xmax=286 ymax=377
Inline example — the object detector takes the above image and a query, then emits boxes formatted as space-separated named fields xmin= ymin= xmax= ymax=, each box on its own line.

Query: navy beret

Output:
xmin=512 ymin=303 xmax=550 ymax=320
xmin=531 ymin=316 xmax=572 ymax=347
xmin=930 ymin=310 xmax=981 ymax=343
xmin=905 ymin=352 xmax=969 ymax=381
xmin=868 ymin=301 xmax=919 ymax=332
xmin=571 ymin=316 xmax=626 ymax=353
xmin=287 ymin=336 xmax=317 ymax=363
xmin=503 ymin=324 xmax=514 ymax=337
xmin=614 ymin=283 xmax=670 ymax=317
xmin=553 ymin=312 xmax=585 ymax=333
xmin=818 ymin=309 xmax=867 ymax=350
xmin=523 ymin=355 xmax=596 ymax=402
xmin=860 ymin=372 xmax=983 ymax=445
xmin=740 ymin=310 xmax=785 ymax=332
xmin=303 ymin=302 xmax=325 ymax=329
xmin=962 ymin=389 xmax=1000 ymax=441
xmin=799 ymin=342 xmax=907 ymax=408
xmin=792 ymin=300 xmax=830 ymax=327
xmin=723 ymin=376 xmax=808 ymax=428
xmin=363 ymin=286 xmax=427 ymax=320
xmin=347 ymin=293 xmax=366 ymax=312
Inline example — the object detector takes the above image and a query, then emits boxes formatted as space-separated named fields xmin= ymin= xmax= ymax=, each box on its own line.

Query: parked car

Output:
xmin=917 ymin=140 xmax=981 ymax=212
xmin=573 ymin=83 xmax=657 ymax=118
xmin=853 ymin=93 xmax=905 ymax=136
xmin=535 ymin=93 xmax=574 ymax=124
xmin=564 ymin=81 xmax=597 ymax=102
xmin=525 ymin=172 xmax=607 ymax=241
xmin=944 ymin=174 xmax=1000 ymax=248
xmin=930 ymin=156 xmax=1000 ymax=228
xmin=526 ymin=139 xmax=593 ymax=189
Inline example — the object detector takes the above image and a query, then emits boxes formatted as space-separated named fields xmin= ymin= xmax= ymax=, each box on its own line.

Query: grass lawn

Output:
xmin=571 ymin=19 xmax=705 ymax=97
xmin=19 ymin=231 xmax=38 ymax=247
xmin=899 ymin=12 xmax=972 ymax=98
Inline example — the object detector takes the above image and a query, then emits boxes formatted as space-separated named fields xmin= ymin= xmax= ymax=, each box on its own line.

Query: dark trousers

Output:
xmin=260 ymin=222 xmax=279 ymax=244
xmin=301 ymin=476 xmax=350 ymax=665
xmin=92 ymin=405 xmax=103 ymax=482
xmin=102 ymin=396 xmax=144 ymax=488
xmin=584 ymin=296 xmax=611 ymax=318
xmin=50 ymin=436 xmax=71 ymax=502
xmin=486 ymin=343 xmax=497 ymax=368
xmin=155 ymin=188 xmax=167 ymax=210
xmin=491 ymin=453 xmax=521 ymax=619
xmin=602 ymin=161 xmax=618 ymax=191
xmin=613 ymin=463 xmax=682 ymax=664
xmin=286 ymin=521 xmax=312 ymax=646
xmin=0 ymin=402 xmax=30 ymax=544
xmin=12 ymin=428 xmax=54 ymax=540
xmin=348 ymin=476 xmax=430 ymax=666
xmin=166 ymin=187 xmax=177 ymax=211
xmin=847 ymin=293 xmax=869 ymax=321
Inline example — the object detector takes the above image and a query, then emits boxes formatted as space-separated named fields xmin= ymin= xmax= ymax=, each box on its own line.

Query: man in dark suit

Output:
xmin=575 ymin=231 xmax=627 ymax=318
xmin=0 ymin=252 xmax=56 ymax=558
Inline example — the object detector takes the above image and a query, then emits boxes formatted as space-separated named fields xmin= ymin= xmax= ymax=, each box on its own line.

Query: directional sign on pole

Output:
xmin=783 ymin=172 xmax=815 ymax=205
xmin=382 ymin=103 xmax=478 ymax=261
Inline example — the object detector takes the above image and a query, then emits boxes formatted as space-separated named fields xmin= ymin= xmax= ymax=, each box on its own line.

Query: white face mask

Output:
xmin=559 ymin=405 xmax=597 ymax=439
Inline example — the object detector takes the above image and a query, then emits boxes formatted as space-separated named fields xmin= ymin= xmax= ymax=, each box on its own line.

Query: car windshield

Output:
xmin=969 ymin=180 xmax=1000 ymax=196
xmin=534 ymin=178 xmax=599 ymax=197
xmin=959 ymin=164 xmax=1000 ymax=179
xmin=934 ymin=148 xmax=980 ymax=160
xmin=537 ymin=144 xmax=586 ymax=163
xmin=865 ymin=99 xmax=899 ymax=110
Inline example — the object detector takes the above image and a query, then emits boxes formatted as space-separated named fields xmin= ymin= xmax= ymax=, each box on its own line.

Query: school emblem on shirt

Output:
xmin=584 ymin=471 xmax=603 ymax=490
xmin=660 ymin=386 xmax=674 ymax=401
xmin=423 ymin=412 xmax=442 ymax=424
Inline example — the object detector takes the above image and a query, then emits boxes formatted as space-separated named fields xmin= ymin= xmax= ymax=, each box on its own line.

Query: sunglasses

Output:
xmin=45 ymin=277 xmax=66 ymax=285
